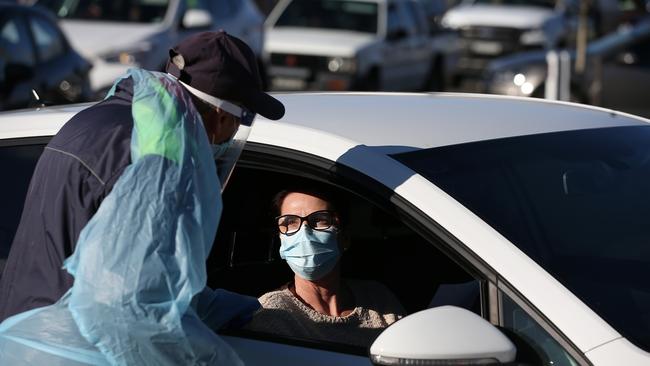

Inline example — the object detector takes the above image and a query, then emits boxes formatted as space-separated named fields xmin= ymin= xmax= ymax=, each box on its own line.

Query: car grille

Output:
xmin=456 ymin=26 xmax=530 ymax=76
xmin=460 ymin=26 xmax=522 ymax=42
xmin=270 ymin=53 xmax=327 ymax=78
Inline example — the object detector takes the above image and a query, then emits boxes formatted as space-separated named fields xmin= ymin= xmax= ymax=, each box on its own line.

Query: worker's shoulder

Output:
xmin=48 ymin=97 xmax=134 ymax=154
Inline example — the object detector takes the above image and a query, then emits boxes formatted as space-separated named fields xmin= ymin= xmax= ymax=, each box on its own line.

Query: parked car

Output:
xmin=1 ymin=92 xmax=650 ymax=364
xmin=263 ymin=0 xmax=447 ymax=91
xmin=0 ymin=3 xmax=92 ymax=111
xmin=484 ymin=18 xmax=650 ymax=118
xmin=440 ymin=0 xmax=619 ymax=89
xmin=35 ymin=0 xmax=267 ymax=98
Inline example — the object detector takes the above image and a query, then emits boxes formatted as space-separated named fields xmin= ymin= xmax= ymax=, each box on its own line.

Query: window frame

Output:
xmin=219 ymin=142 xmax=489 ymax=354
xmin=232 ymin=142 xmax=592 ymax=364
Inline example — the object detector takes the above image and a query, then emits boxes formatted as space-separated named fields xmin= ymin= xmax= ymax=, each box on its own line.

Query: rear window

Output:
xmin=394 ymin=125 xmax=650 ymax=352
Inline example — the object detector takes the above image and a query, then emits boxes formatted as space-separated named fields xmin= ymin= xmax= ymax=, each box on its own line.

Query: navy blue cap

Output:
xmin=166 ymin=31 xmax=284 ymax=120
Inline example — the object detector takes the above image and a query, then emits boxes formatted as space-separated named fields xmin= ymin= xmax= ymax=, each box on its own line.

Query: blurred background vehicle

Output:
xmin=485 ymin=18 xmax=650 ymax=118
xmin=34 ymin=0 xmax=267 ymax=99
xmin=263 ymin=0 xmax=450 ymax=91
xmin=440 ymin=0 xmax=626 ymax=91
xmin=0 ymin=3 xmax=92 ymax=111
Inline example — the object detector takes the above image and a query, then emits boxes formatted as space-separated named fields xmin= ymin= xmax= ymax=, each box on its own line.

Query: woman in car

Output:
xmin=244 ymin=184 xmax=406 ymax=347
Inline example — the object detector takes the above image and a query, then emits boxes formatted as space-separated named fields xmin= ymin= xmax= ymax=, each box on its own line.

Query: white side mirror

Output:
xmin=182 ymin=9 xmax=213 ymax=29
xmin=370 ymin=306 xmax=516 ymax=365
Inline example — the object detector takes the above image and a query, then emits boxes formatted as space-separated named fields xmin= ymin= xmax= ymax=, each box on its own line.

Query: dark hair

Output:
xmin=272 ymin=183 xmax=348 ymax=230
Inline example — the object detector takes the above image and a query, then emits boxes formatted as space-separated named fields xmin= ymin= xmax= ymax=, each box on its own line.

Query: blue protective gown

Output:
xmin=0 ymin=69 xmax=257 ymax=365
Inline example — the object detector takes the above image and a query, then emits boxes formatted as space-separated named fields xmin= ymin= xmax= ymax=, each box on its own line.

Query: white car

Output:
xmin=264 ymin=0 xmax=444 ymax=91
xmin=35 ymin=0 xmax=267 ymax=97
xmin=1 ymin=93 xmax=650 ymax=365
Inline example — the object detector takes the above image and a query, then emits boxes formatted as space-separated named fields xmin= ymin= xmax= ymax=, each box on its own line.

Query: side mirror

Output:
xmin=369 ymin=306 xmax=516 ymax=365
xmin=386 ymin=28 xmax=408 ymax=41
xmin=182 ymin=9 xmax=213 ymax=29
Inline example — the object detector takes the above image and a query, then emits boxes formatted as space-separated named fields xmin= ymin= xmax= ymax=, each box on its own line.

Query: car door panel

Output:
xmin=222 ymin=336 xmax=372 ymax=366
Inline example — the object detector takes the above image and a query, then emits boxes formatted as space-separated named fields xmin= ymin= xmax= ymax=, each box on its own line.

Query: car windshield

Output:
xmin=394 ymin=125 xmax=650 ymax=352
xmin=472 ymin=0 xmax=556 ymax=8
xmin=36 ymin=0 xmax=170 ymax=23
xmin=275 ymin=0 xmax=378 ymax=34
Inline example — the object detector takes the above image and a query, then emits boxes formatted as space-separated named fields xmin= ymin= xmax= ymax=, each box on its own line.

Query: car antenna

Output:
xmin=30 ymin=89 xmax=46 ymax=108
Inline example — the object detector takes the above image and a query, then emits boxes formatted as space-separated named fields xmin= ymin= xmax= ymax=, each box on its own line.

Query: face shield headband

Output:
xmin=176 ymin=78 xmax=256 ymax=126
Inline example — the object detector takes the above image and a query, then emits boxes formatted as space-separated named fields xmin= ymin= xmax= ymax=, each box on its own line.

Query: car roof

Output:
xmin=0 ymin=93 xmax=647 ymax=150
xmin=261 ymin=92 xmax=648 ymax=153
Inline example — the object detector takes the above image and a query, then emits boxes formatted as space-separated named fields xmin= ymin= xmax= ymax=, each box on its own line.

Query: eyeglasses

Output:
xmin=276 ymin=210 xmax=338 ymax=236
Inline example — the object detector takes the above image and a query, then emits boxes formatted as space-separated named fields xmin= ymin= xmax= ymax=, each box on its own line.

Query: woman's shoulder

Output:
xmin=258 ymin=285 xmax=295 ymax=309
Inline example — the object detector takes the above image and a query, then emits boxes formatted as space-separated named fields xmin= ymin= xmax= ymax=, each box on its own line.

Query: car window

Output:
xmin=209 ymin=149 xmax=481 ymax=352
xmin=0 ymin=16 xmax=36 ymax=67
xmin=28 ymin=15 xmax=65 ymax=63
xmin=501 ymin=292 xmax=580 ymax=366
xmin=394 ymin=125 xmax=650 ymax=352
xmin=0 ymin=143 xmax=45 ymax=279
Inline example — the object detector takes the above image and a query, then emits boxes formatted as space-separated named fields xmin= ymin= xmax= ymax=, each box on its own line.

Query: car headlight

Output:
xmin=327 ymin=57 xmax=356 ymax=73
xmin=102 ymin=43 xmax=152 ymax=66
xmin=490 ymin=66 xmax=546 ymax=96
xmin=519 ymin=29 xmax=546 ymax=46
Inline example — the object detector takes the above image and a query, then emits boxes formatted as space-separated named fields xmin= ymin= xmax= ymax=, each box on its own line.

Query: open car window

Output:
xmin=208 ymin=146 xmax=481 ymax=353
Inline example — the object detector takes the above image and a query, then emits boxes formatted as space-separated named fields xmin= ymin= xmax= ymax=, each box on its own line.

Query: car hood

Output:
xmin=59 ymin=20 xmax=164 ymax=58
xmin=265 ymin=27 xmax=375 ymax=57
xmin=442 ymin=4 xmax=556 ymax=30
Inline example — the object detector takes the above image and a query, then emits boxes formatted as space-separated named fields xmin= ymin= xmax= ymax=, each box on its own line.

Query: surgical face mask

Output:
xmin=211 ymin=138 xmax=233 ymax=160
xmin=279 ymin=225 xmax=340 ymax=281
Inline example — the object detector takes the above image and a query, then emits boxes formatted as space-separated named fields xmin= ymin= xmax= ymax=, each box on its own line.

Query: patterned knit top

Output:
xmin=243 ymin=279 xmax=406 ymax=347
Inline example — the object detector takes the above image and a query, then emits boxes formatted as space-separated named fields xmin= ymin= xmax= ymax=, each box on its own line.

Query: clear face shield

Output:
xmin=179 ymin=79 xmax=255 ymax=192
xmin=207 ymin=96 xmax=256 ymax=192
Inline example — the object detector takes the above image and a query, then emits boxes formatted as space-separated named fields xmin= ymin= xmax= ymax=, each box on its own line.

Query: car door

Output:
xmin=599 ymin=32 xmax=650 ymax=119
xmin=0 ymin=11 xmax=38 ymax=110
